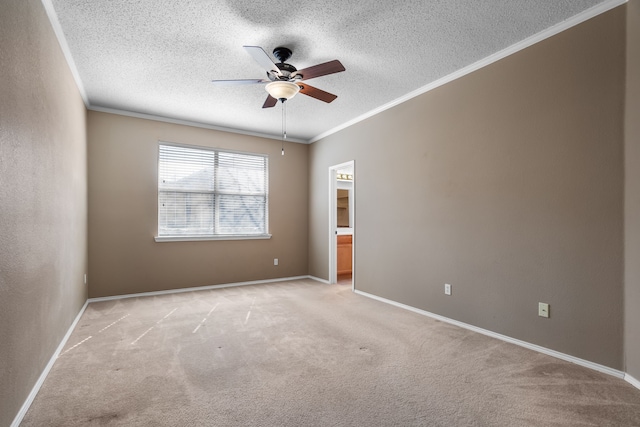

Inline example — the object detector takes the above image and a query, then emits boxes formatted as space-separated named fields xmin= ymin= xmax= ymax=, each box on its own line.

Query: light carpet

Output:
xmin=21 ymin=279 xmax=640 ymax=426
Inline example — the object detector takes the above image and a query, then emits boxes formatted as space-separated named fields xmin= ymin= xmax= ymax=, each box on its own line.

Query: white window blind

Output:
xmin=158 ymin=143 xmax=268 ymax=239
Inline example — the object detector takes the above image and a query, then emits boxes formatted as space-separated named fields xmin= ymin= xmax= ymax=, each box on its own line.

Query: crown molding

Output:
xmin=41 ymin=0 xmax=626 ymax=145
xmin=88 ymin=106 xmax=308 ymax=144
xmin=309 ymin=0 xmax=627 ymax=143
xmin=40 ymin=0 xmax=89 ymax=105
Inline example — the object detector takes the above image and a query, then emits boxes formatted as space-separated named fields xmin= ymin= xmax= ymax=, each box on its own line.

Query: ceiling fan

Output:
xmin=211 ymin=46 xmax=345 ymax=108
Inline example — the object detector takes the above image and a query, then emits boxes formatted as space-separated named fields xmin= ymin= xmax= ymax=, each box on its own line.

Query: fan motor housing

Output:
xmin=268 ymin=62 xmax=298 ymax=81
xmin=276 ymin=62 xmax=297 ymax=74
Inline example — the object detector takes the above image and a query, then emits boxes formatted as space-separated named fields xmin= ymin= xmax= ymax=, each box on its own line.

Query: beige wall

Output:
xmin=0 ymin=0 xmax=88 ymax=425
xmin=310 ymin=7 xmax=625 ymax=368
xmin=625 ymin=0 xmax=640 ymax=380
xmin=0 ymin=5 xmax=635 ymax=425
xmin=87 ymin=111 xmax=308 ymax=298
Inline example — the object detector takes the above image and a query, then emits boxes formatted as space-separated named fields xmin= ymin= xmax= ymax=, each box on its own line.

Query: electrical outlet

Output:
xmin=444 ymin=283 xmax=451 ymax=295
xmin=274 ymin=258 xmax=278 ymax=266
xmin=538 ymin=302 xmax=549 ymax=318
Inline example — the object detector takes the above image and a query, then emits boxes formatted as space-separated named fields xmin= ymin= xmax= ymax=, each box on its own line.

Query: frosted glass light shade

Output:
xmin=265 ymin=81 xmax=300 ymax=101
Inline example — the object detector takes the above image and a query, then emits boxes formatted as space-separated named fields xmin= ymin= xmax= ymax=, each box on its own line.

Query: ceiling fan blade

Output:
xmin=211 ymin=79 xmax=268 ymax=85
xmin=295 ymin=60 xmax=345 ymax=81
xmin=243 ymin=46 xmax=281 ymax=76
xmin=297 ymin=83 xmax=338 ymax=103
xmin=262 ymin=95 xmax=278 ymax=108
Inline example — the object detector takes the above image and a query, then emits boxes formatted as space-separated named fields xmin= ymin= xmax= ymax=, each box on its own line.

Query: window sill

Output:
xmin=155 ymin=234 xmax=272 ymax=242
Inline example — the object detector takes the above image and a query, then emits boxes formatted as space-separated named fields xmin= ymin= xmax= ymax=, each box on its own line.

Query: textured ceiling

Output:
xmin=47 ymin=0 xmax=612 ymax=142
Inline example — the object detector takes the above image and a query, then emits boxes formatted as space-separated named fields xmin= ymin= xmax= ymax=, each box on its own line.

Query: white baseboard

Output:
xmin=11 ymin=300 xmax=89 ymax=427
xmin=88 ymin=276 xmax=313 ymax=303
xmin=354 ymin=290 xmax=625 ymax=380
xmin=625 ymin=374 xmax=640 ymax=390
xmin=16 ymin=279 xmax=634 ymax=427
xmin=308 ymin=275 xmax=331 ymax=284
xmin=12 ymin=275 xmax=323 ymax=425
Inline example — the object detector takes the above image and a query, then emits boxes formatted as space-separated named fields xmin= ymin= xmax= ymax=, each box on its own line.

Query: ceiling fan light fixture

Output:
xmin=265 ymin=81 xmax=300 ymax=102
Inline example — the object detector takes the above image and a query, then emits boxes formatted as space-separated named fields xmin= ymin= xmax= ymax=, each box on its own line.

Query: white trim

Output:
xmin=88 ymin=106 xmax=308 ymax=144
xmin=350 ymin=164 xmax=356 ymax=293
xmin=625 ymin=374 xmax=640 ymax=391
xmin=328 ymin=161 xmax=356 ymax=285
xmin=354 ymin=290 xmax=625 ymax=379
xmin=11 ymin=300 xmax=89 ymax=427
xmin=154 ymin=234 xmax=271 ymax=242
xmin=12 ymin=278 xmax=633 ymax=427
xmin=40 ymin=0 xmax=89 ymax=105
xmin=328 ymin=166 xmax=338 ymax=284
xmin=88 ymin=276 xmax=311 ymax=302
xmin=308 ymin=0 xmax=627 ymax=144
xmin=41 ymin=0 xmax=625 ymax=145
xmin=308 ymin=275 xmax=331 ymax=284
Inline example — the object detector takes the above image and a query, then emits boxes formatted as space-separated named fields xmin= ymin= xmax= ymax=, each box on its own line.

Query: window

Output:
xmin=156 ymin=143 xmax=269 ymax=241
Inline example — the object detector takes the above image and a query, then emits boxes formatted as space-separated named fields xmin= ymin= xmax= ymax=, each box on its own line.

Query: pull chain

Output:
xmin=281 ymin=100 xmax=287 ymax=155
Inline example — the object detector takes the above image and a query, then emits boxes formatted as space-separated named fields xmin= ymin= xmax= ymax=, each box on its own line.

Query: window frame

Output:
xmin=154 ymin=141 xmax=271 ymax=242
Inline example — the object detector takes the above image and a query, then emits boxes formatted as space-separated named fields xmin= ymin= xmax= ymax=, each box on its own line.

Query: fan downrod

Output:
xmin=272 ymin=47 xmax=293 ymax=63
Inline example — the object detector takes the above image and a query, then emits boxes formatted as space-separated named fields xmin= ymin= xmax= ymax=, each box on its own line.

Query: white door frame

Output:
xmin=328 ymin=160 xmax=355 ymax=290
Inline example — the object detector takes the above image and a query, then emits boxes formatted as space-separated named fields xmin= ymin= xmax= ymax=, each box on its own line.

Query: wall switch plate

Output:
xmin=84 ymin=274 xmax=87 ymax=284
xmin=274 ymin=258 xmax=278 ymax=266
xmin=538 ymin=302 xmax=549 ymax=318
xmin=444 ymin=283 xmax=451 ymax=295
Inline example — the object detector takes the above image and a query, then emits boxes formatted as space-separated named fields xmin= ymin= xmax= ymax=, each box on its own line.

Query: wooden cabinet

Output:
xmin=337 ymin=234 xmax=352 ymax=277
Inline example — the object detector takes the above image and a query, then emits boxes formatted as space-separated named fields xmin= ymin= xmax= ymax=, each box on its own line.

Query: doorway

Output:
xmin=329 ymin=161 xmax=354 ymax=289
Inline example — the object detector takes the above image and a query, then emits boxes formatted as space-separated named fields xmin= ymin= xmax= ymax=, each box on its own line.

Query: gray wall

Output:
xmin=87 ymin=111 xmax=309 ymax=298
xmin=0 ymin=5 xmax=636 ymax=426
xmin=0 ymin=0 xmax=88 ymax=425
xmin=625 ymin=0 xmax=640 ymax=381
xmin=309 ymin=7 xmax=625 ymax=369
